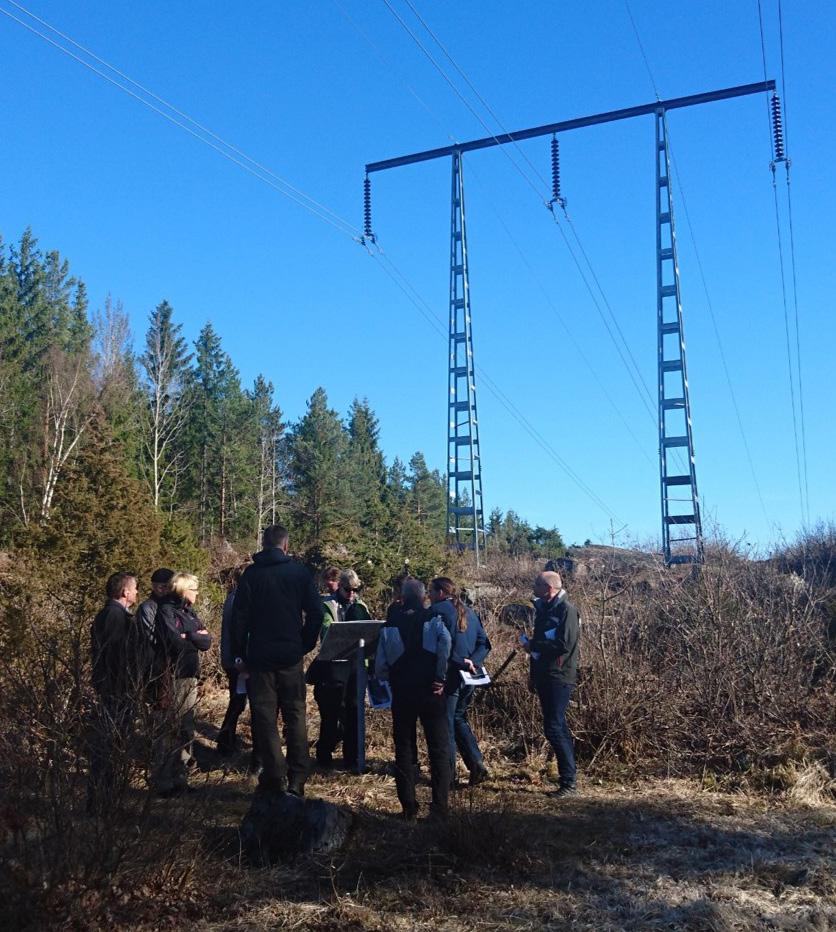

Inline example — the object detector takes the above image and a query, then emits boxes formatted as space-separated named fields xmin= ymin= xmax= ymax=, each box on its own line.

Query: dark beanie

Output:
xmin=151 ymin=567 xmax=174 ymax=585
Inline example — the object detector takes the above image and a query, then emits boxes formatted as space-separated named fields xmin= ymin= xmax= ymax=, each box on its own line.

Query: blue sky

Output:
xmin=1 ymin=1 xmax=833 ymax=551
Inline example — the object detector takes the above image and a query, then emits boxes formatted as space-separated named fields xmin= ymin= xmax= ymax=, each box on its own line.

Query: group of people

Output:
xmin=89 ymin=523 xmax=581 ymax=821
xmin=89 ymin=568 xmax=213 ymax=802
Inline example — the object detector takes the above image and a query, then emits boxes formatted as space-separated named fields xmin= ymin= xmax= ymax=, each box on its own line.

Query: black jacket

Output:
xmin=530 ymin=591 xmax=580 ymax=685
xmin=155 ymin=598 xmax=212 ymax=679
xmin=91 ymin=600 xmax=144 ymax=698
xmin=232 ymin=548 xmax=324 ymax=670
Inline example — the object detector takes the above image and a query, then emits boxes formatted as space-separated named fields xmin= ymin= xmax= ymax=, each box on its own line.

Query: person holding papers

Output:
xmin=524 ymin=570 xmax=581 ymax=798
xmin=428 ymin=577 xmax=492 ymax=787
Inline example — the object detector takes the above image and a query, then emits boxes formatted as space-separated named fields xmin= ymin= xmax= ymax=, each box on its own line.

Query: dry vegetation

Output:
xmin=1 ymin=541 xmax=835 ymax=930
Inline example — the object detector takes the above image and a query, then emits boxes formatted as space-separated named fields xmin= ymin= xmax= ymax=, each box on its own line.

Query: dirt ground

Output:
xmin=126 ymin=684 xmax=836 ymax=932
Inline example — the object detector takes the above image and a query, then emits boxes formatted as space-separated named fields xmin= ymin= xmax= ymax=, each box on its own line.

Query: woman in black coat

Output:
xmin=152 ymin=572 xmax=212 ymax=796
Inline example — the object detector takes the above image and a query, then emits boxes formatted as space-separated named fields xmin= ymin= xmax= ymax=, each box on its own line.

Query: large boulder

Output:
xmin=240 ymin=791 xmax=352 ymax=865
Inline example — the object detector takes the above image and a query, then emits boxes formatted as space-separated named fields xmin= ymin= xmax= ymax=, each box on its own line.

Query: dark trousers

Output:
xmin=535 ymin=679 xmax=577 ymax=788
xmin=248 ymin=663 xmax=309 ymax=792
xmin=391 ymin=687 xmax=450 ymax=817
xmin=87 ymin=696 xmax=134 ymax=811
xmin=313 ymin=670 xmax=359 ymax=766
xmin=446 ymin=685 xmax=484 ymax=776
xmin=217 ymin=670 xmax=248 ymax=752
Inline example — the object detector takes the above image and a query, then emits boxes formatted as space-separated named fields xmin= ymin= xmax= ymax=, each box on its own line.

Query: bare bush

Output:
xmin=473 ymin=545 xmax=835 ymax=790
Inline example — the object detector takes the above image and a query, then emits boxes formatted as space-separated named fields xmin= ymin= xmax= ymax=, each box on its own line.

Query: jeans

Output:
xmin=535 ymin=679 xmax=577 ymax=788
xmin=391 ymin=686 xmax=450 ymax=816
xmin=248 ymin=663 xmax=309 ymax=792
xmin=445 ymin=685 xmax=484 ymax=777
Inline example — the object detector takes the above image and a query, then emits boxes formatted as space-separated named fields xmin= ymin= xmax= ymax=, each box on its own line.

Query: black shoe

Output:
xmin=401 ymin=807 xmax=418 ymax=823
xmin=469 ymin=766 xmax=490 ymax=787
xmin=316 ymin=751 xmax=334 ymax=769
xmin=550 ymin=784 xmax=578 ymax=799
xmin=247 ymin=754 xmax=262 ymax=775
xmin=287 ymin=781 xmax=305 ymax=798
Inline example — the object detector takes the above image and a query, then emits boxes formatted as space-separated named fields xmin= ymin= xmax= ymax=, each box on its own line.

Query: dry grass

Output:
xmin=6 ymin=681 xmax=832 ymax=931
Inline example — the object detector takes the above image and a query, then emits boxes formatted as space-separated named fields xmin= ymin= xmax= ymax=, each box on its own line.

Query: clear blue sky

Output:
xmin=1 ymin=0 xmax=833 ymax=552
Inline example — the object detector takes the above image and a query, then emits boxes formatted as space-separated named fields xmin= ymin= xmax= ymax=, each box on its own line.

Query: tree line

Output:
xmin=0 ymin=228 xmax=564 ymax=603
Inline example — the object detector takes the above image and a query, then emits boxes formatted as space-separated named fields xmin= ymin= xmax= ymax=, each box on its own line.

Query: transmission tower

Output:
xmin=655 ymin=111 xmax=703 ymax=564
xmin=446 ymin=150 xmax=486 ymax=559
xmin=365 ymin=80 xmax=772 ymax=567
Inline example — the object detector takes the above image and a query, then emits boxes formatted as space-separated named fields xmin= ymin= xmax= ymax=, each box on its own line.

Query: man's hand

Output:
xmin=518 ymin=630 xmax=531 ymax=654
xmin=431 ymin=680 xmax=445 ymax=696
xmin=234 ymin=656 xmax=247 ymax=674
xmin=463 ymin=658 xmax=477 ymax=674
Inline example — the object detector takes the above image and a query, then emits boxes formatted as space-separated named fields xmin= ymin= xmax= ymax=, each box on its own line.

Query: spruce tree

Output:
xmin=288 ymin=387 xmax=349 ymax=555
xmin=138 ymin=300 xmax=192 ymax=512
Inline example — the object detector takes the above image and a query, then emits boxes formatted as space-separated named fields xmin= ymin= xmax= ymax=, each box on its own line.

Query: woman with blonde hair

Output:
xmin=152 ymin=572 xmax=212 ymax=796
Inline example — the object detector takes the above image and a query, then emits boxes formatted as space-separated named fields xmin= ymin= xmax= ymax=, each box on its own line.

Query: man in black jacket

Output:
xmin=232 ymin=525 xmax=323 ymax=796
xmin=88 ymin=571 xmax=140 ymax=809
xmin=525 ymin=571 xmax=581 ymax=798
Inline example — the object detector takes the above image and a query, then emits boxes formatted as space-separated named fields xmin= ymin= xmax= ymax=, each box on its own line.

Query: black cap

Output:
xmin=151 ymin=568 xmax=174 ymax=585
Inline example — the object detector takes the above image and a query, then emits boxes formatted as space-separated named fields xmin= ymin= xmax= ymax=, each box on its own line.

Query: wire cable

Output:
xmin=777 ymin=0 xmax=810 ymax=524
xmin=342 ymin=2 xmax=655 ymax=467
xmin=379 ymin=0 xmax=550 ymax=206
xmin=0 ymin=2 xmax=362 ymax=240
xmin=369 ymin=247 xmax=623 ymax=523
xmin=382 ymin=0 xmax=665 ymax=445
xmin=623 ymin=0 xmax=661 ymax=101
xmin=756 ymin=0 xmax=807 ymax=524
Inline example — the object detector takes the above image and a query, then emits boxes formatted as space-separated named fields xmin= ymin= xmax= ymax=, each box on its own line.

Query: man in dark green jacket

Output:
xmin=308 ymin=568 xmax=371 ymax=769
xmin=523 ymin=571 xmax=580 ymax=797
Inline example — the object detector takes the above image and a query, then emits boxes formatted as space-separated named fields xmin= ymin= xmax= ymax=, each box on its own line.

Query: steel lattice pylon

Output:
xmin=655 ymin=110 xmax=704 ymax=565
xmin=446 ymin=150 xmax=486 ymax=562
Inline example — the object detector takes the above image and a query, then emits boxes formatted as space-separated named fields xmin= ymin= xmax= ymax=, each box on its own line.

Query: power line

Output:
xmin=0 ymin=2 xmax=361 ymax=240
xmin=382 ymin=0 xmax=672 ymax=451
xmin=622 ymin=0 xmax=776 ymax=527
xmin=379 ymin=0 xmax=550 ymax=206
xmin=369 ymin=247 xmax=623 ymax=523
xmin=756 ymin=0 xmax=808 ymax=524
xmin=341 ymin=4 xmax=655 ymax=469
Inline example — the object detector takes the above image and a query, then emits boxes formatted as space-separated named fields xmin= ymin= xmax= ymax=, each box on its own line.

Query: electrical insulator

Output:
xmin=550 ymin=134 xmax=562 ymax=204
xmin=363 ymin=175 xmax=375 ymax=241
xmin=771 ymin=94 xmax=785 ymax=163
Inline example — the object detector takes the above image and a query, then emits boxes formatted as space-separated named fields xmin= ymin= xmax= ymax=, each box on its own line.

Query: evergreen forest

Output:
xmin=0 ymin=228 xmax=564 ymax=607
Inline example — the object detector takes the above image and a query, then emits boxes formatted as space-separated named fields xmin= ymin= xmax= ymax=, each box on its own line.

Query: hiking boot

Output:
xmin=316 ymin=750 xmax=334 ymax=769
xmin=287 ymin=780 xmax=305 ymax=798
xmin=469 ymin=766 xmax=490 ymax=787
xmin=550 ymin=784 xmax=578 ymax=799
xmin=401 ymin=807 xmax=418 ymax=823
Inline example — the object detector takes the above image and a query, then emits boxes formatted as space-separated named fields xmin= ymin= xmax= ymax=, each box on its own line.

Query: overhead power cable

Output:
xmin=0 ymin=1 xmax=362 ymax=240
xmin=381 ymin=1 xmax=665 ymax=444
xmin=379 ymin=0 xmax=550 ymax=206
xmin=622 ymin=0 xmax=776 ymax=528
xmin=369 ymin=248 xmax=623 ymax=523
xmin=338 ymin=2 xmax=655 ymax=467
xmin=756 ymin=0 xmax=808 ymax=524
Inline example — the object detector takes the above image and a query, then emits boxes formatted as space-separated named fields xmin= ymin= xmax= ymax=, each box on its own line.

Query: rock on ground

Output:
xmin=240 ymin=791 xmax=352 ymax=865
